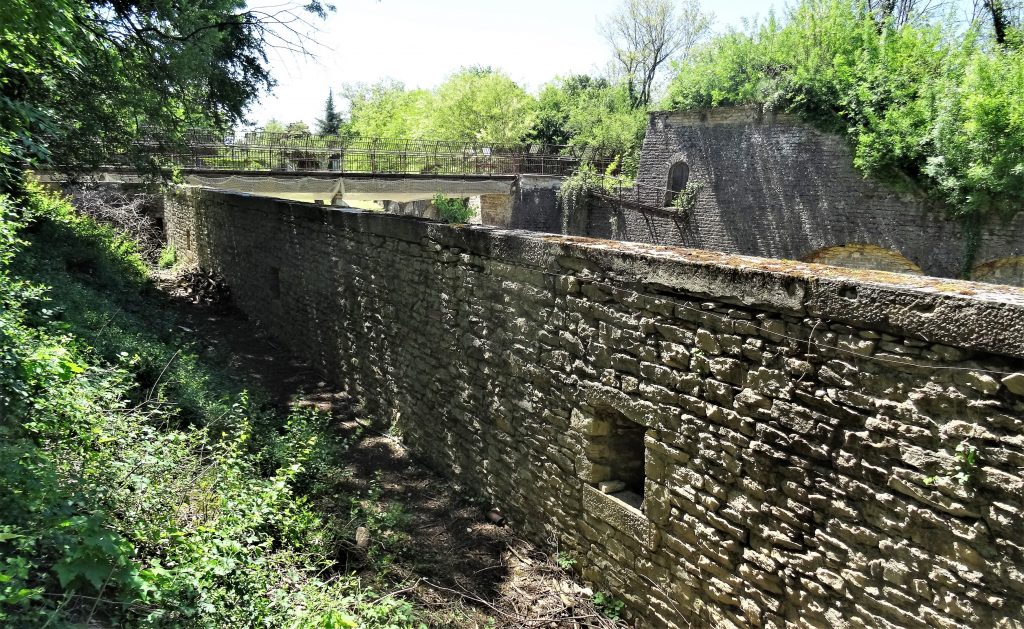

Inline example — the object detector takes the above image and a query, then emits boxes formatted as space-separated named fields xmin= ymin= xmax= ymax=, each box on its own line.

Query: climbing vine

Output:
xmin=557 ymin=164 xmax=601 ymax=234
xmin=670 ymin=182 xmax=704 ymax=212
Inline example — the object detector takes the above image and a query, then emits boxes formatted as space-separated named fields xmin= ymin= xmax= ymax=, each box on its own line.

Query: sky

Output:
xmin=248 ymin=0 xmax=782 ymax=127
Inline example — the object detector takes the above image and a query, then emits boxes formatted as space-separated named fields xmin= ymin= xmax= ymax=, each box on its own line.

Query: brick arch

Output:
xmin=970 ymin=256 xmax=1024 ymax=287
xmin=802 ymin=244 xmax=924 ymax=275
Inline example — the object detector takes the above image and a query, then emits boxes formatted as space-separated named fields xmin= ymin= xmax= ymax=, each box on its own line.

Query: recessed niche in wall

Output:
xmin=584 ymin=406 xmax=646 ymax=511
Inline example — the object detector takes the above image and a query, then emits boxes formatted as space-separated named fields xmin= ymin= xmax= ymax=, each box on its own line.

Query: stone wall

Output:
xmin=607 ymin=106 xmax=1024 ymax=283
xmin=166 ymin=187 xmax=1024 ymax=629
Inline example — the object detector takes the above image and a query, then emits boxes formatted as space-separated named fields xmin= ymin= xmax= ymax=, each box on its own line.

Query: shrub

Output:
xmin=432 ymin=194 xmax=474 ymax=224
xmin=0 ymin=189 xmax=417 ymax=627
xmin=664 ymin=0 xmax=1024 ymax=221
xmin=158 ymin=244 xmax=177 ymax=268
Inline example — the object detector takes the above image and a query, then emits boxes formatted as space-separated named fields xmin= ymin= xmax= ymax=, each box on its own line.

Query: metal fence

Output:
xmin=127 ymin=130 xmax=619 ymax=177
xmin=580 ymin=172 xmax=683 ymax=213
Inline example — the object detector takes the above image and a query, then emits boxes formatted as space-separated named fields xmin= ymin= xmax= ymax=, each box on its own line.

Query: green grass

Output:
xmin=0 ymin=187 xmax=419 ymax=627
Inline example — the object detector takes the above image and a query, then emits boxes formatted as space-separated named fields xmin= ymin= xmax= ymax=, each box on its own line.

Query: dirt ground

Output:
xmin=153 ymin=269 xmax=629 ymax=629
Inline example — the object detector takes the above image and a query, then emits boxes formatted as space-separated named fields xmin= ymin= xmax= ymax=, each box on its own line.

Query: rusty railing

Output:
xmin=125 ymin=129 xmax=619 ymax=177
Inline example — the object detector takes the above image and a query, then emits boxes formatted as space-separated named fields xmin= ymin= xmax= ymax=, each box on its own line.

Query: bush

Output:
xmin=432 ymin=194 xmax=474 ymax=224
xmin=664 ymin=0 xmax=1024 ymax=221
xmin=0 ymin=188 xmax=417 ymax=627
xmin=158 ymin=244 xmax=177 ymax=269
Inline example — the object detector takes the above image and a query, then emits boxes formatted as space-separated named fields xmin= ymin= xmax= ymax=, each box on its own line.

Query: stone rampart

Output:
xmin=165 ymin=187 xmax=1024 ymax=628
xmin=612 ymin=107 xmax=1024 ymax=284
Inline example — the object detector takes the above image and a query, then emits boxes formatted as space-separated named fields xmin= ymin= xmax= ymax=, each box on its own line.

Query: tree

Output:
xmin=285 ymin=121 xmax=312 ymax=136
xmin=426 ymin=68 xmax=536 ymax=144
xmin=316 ymin=89 xmax=343 ymax=135
xmin=0 ymin=0 xmax=333 ymax=190
xmin=867 ymin=0 xmax=951 ymax=27
xmin=979 ymin=0 xmax=1022 ymax=45
xmin=263 ymin=119 xmax=287 ymax=134
xmin=344 ymin=79 xmax=434 ymax=139
xmin=600 ymin=0 xmax=714 ymax=107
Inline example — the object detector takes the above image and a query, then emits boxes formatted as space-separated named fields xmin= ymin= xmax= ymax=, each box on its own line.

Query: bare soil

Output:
xmin=152 ymin=269 xmax=627 ymax=629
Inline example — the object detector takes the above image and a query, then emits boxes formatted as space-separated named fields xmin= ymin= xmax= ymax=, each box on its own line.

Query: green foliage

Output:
xmin=158 ymin=244 xmax=177 ymax=269
xmin=427 ymin=68 xmax=537 ymax=144
xmin=317 ymin=88 xmax=345 ymax=136
xmin=344 ymin=69 xmax=537 ymax=145
xmin=0 ymin=188 xmax=416 ymax=626
xmin=557 ymin=164 xmax=601 ymax=234
xmin=923 ymin=439 xmax=981 ymax=487
xmin=664 ymin=0 xmax=1024 ymax=220
xmin=0 ymin=0 xmax=332 ymax=191
xmin=592 ymin=591 xmax=625 ymax=620
xmin=345 ymin=80 xmax=434 ymax=140
xmin=432 ymin=194 xmax=474 ymax=224
xmin=670 ymin=182 xmax=704 ymax=211
xmin=341 ymin=70 xmax=647 ymax=175
xmin=556 ymin=552 xmax=577 ymax=570
xmin=533 ymin=75 xmax=646 ymax=176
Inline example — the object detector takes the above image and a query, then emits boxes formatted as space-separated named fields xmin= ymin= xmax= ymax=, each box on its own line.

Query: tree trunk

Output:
xmin=985 ymin=0 xmax=1009 ymax=45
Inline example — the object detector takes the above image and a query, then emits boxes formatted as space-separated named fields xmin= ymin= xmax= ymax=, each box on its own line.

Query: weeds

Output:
xmin=158 ymin=244 xmax=177 ymax=269
xmin=592 ymin=591 xmax=625 ymax=620
xmin=432 ymin=194 xmax=474 ymax=224
xmin=0 ymin=188 xmax=416 ymax=626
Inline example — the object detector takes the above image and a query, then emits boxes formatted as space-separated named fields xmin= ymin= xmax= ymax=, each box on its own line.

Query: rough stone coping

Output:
xmin=184 ymin=188 xmax=1024 ymax=359
xmin=647 ymin=105 xmax=804 ymax=127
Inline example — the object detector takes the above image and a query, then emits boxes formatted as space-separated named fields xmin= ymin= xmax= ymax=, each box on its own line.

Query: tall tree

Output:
xmin=867 ymin=0 xmax=950 ymax=26
xmin=600 ymin=0 xmax=713 ymax=107
xmin=316 ymin=89 xmax=343 ymax=135
xmin=0 ymin=0 xmax=333 ymax=190
xmin=426 ymin=68 xmax=536 ymax=144
xmin=979 ymin=0 xmax=1022 ymax=45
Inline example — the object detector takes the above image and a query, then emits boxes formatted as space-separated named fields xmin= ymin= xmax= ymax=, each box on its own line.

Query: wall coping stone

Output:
xmin=184 ymin=187 xmax=1024 ymax=358
xmin=647 ymin=105 xmax=804 ymax=127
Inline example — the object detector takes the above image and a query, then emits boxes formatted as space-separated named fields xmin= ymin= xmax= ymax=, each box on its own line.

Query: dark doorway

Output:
xmin=665 ymin=161 xmax=690 ymax=206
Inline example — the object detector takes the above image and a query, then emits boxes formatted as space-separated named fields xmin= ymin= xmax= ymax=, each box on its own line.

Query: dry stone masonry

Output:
xmin=581 ymin=106 xmax=1024 ymax=285
xmin=166 ymin=187 xmax=1024 ymax=628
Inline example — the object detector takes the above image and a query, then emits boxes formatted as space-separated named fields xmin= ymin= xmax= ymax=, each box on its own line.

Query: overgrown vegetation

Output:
xmin=0 ymin=187 xmax=417 ymax=626
xmin=666 ymin=0 xmax=1024 ymax=220
xmin=432 ymin=194 xmax=474 ymax=224
xmin=0 ymin=0 xmax=333 ymax=191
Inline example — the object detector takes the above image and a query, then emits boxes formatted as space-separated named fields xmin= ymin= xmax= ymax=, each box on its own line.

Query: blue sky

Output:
xmin=249 ymin=0 xmax=784 ymax=126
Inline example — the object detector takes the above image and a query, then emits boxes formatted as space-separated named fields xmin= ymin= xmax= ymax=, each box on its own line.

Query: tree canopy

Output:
xmin=0 ymin=0 xmax=332 ymax=190
xmin=600 ymin=0 xmax=713 ymax=107
xmin=665 ymin=0 xmax=1024 ymax=220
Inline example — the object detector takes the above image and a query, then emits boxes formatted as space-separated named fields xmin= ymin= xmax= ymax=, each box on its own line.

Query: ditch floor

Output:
xmin=153 ymin=268 xmax=629 ymax=629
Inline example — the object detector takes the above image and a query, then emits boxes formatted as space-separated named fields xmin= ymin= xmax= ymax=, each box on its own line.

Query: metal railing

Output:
xmin=579 ymin=172 xmax=686 ymax=214
xmin=124 ymin=130 xmax=619 ymax=177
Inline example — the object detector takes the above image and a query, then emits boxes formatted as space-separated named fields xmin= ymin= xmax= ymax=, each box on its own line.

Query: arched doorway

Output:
xmin=665 ymin=161 xmax=690 ymax=206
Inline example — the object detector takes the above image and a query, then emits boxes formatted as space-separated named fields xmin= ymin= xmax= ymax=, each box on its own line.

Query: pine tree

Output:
xmin=316 ymin=89 xmax=343 ymax=135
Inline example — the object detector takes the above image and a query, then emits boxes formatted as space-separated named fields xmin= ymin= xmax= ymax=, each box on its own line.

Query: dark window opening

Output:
xmin=269 ymin=266 xmax=281 ymax=299
xmin=665 ymin=161 xmax=690 ymax=206
xmin=184 ymin=228 xmax=192 ymax=250
xmin=587 ymin=406 xmax=646 ymax=509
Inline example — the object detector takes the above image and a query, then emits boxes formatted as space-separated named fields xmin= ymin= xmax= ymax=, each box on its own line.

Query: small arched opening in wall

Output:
xmin=802 ymin=244 xmax=924 ymax=276
xmin=970 ymin=256 xmax=1024 ymax=287
xmin=665 ymin=160 xmax=690 ymax=207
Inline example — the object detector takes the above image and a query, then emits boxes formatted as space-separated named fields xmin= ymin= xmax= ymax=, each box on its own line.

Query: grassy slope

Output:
xmin=0 ymin=188 xmax=418 ymax=628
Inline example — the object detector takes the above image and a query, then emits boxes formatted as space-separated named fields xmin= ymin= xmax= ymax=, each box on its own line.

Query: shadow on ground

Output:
xmin=151 ymin=269 xmax=625 ymax=629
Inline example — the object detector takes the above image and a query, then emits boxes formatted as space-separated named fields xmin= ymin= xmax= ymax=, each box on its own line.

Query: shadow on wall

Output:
xmin=802 ymin=244 xmax=924 ymax=276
